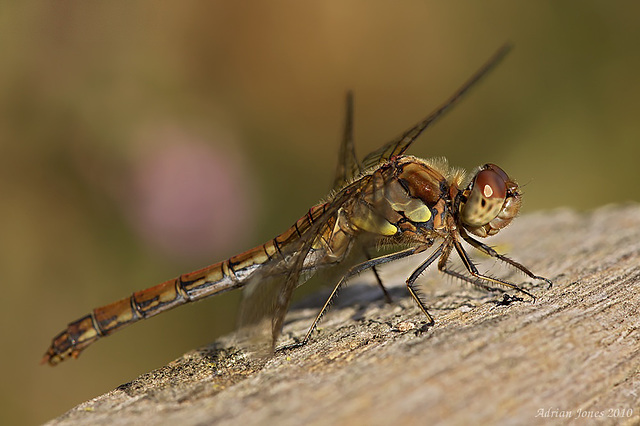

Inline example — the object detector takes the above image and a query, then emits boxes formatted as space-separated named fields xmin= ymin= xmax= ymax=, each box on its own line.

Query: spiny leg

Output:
xmin=460 ymin=229 xmax=552 ymax=289
xmin=452 ymin=238 xmax=536 ymax=301
xmin=279 ymin=247 xmax=421 ymax=350
xmin=405 ymin=243 xmax=446 ymax=325
xmin=438 ymin=267 xmax=507 ymax=294
xmin=436 ymin=241 xmax=506 ymax=294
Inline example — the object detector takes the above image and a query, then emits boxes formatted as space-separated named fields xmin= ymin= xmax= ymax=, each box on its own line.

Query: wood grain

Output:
xmin=46 ymin=205 xmax=640 ymax=426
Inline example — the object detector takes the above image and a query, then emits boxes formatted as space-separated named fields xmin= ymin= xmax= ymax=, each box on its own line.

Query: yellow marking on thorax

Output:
xmin=391 ymin=198 xmax=432 ymax=223
xmin=349 ymin=204 xmax=398 ymax=236
xmin=381 ymin=175 xmax=433 ymax=224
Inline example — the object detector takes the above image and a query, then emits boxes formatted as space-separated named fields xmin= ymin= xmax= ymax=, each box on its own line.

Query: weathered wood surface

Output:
xmin=47 ymin=205 xmax=640 ymax=426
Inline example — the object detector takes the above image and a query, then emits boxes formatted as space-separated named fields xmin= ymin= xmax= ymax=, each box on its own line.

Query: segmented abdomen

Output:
xmin=42 ymin=203 xmax=330 ymax=365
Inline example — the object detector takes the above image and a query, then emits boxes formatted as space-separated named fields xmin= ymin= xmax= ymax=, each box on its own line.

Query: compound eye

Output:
xmin=460 ymin=167 xmax=508 ymax=227
xmin=475 ymin=168 xmax=507 ymax=200
xmin=484 ymin=163 xmax=509 ymax=184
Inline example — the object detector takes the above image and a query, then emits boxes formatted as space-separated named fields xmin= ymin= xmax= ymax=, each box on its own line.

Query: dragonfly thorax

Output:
xmin=458 ymin=163 xmax=522 ymax=237
xmin=42 ymin=46 xmax=554 ymax=368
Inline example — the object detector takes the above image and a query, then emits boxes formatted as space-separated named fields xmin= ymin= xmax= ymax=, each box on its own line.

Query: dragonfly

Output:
xmin=42 ymin=45 xmax=551 ymax=366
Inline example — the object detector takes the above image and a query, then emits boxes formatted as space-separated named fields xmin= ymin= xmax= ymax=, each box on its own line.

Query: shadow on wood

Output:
xmin=47 ymin=205 xmax=640 ymax=425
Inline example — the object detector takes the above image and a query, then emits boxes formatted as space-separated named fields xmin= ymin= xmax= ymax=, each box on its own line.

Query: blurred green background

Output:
xmin=2 ymin=2 xmax=639 ymax=424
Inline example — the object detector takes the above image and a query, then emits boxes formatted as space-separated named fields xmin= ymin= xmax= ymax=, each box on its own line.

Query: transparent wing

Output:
xmin=236 ymin=45 xmax=512 ymax=356
xmin=360 ymin=44 xmax=511 ymax=171
xmin=236 ymin=188 xmax=355 ymax=357
xmin=332 ymin=91 xmax=361 ymax=191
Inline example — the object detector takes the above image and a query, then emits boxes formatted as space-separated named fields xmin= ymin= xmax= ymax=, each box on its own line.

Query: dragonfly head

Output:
xmin=458 ymin=163 xmax=521 ymax=237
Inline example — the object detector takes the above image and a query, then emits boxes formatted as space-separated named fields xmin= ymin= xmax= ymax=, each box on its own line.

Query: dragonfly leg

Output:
xmin=363 ymin=246 xmax=393 ymax=303
xmin=280 ymin=247 xmax=421 ymax=351
xmin=405 ymin=243 xmax=446 ymax=325
xmin=438 ymin=267 xmax=505 ymax=294
xmin=451 ymin=237 xmax=536 ymax=301
xmin=460 ymin=229 xmax=553 ymax=289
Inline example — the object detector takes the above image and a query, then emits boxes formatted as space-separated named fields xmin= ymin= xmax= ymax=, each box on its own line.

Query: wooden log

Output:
xmin=46 ymin=205 xmax=640 ymax=425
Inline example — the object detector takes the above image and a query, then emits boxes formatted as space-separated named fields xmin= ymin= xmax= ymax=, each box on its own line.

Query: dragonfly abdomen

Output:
xmin=42 ymin=203 xmax=333 ymax=365
xmin=41 ymin=266 xmax=236 ymax=365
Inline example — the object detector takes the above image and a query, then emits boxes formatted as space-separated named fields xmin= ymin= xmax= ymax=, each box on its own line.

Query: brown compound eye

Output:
xmin=484 ymin=163 xmax=509 ymax=185
xmin=474 ymin=167 xmax=507 ymax=201
xmin=460 ymin=166 xmax=508 ymax=227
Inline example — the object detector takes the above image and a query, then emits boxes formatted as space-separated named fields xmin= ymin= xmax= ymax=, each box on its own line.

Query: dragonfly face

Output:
xmin=43 ymin=45 xmax=552 ymax=367
xmin=358 ymin=158 xmax=520 ymax=244
xmin=458 ymin=163 xmax=522 ymax=238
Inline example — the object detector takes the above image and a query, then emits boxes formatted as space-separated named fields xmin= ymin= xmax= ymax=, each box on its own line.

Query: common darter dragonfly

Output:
xmin=43 ymin=45 xmax=551 ymax=366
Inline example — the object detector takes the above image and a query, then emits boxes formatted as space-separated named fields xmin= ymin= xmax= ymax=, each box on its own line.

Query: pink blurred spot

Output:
xmin=127 ymin=125 xmax=254 ymax=260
